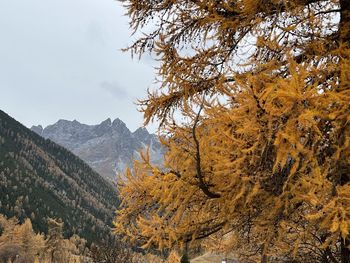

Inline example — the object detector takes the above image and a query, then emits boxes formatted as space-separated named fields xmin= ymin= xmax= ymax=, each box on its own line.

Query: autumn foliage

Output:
xmin=114 ymin=0 xmax=350 ymax=262
xmin=0 ymin=215 xmax=86 ymax=263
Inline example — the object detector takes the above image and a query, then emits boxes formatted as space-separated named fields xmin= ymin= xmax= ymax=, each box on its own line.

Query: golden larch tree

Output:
xmin=114 ymin=0 xmax=350 ymax=262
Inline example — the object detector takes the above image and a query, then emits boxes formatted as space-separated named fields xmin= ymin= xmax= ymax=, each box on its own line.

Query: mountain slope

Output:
xmin=32 ymin=118 xmax=164 ymax=180
xmin=0 ymin=110 xmax=118 ymax=244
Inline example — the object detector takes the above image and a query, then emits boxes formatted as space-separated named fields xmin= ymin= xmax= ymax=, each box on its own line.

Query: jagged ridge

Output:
xmin=32 ymin=118 xmax=164 ymax=180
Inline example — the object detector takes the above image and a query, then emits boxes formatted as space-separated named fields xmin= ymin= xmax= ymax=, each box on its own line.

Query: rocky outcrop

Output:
xmin=31 ymin=118 xmax=164 ymax=180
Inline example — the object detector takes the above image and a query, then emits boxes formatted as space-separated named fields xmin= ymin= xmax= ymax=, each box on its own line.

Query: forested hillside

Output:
xmin=0 ymin=109 xmax=118 ymax=244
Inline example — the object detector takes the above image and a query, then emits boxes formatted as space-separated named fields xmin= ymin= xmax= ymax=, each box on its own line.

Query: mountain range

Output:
xmin=0 ymin=110 xmax=118 ymax=244
xmin=31 ymin=118 xmax=164 ymax=180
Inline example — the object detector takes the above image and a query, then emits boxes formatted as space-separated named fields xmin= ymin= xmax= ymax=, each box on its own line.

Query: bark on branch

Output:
xmin=192 ymin=104 xmax=221 ymax=199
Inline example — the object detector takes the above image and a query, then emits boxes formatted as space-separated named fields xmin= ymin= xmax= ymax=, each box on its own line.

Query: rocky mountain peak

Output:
xmin=31 ymin=118 xmax=164 ymax=180
xmin=112 ymin=118 xmax=126 ymax=128
xmin=47 ymin=119 xmax=85 ymax=132
xmin=133 ymin=127 xmax=152 ymax=142
xmin=31 ymin=125 xmax=43 ymax=135
xmin=94 ymin=118 xmax=113 ymax=135
xmin=100 ymin=118 xmax=112 ymax=127
xmin=57 ymin=119 xmax=72 ymax=125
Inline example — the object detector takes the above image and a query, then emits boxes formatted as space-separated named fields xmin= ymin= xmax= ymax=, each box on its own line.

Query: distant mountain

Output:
xmin=0 ymin=110 xmax=118 ymax=244
xmin=31 ymin=118 xmax=164 ymax=180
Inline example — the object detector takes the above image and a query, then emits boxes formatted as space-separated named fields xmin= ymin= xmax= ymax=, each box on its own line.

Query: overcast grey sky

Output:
xmin=0 ymin=0 xmax=158 ymax=132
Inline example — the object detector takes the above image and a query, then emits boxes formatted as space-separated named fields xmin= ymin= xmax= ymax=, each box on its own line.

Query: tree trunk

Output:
xmin=341 ymin=238 xmax=350 ymax=263
xmin=340 ymin=0 xmax=350 ymax=46
xmin=339 ymin=1 xmax=350 ymax=262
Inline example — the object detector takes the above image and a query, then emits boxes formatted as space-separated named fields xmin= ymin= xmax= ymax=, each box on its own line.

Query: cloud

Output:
xmin=86 ymin=21 xmax=107 ymax=46
xmin=100 ymin=81 xmax=129 ymax=99
xmin=0 ymin=0 xmax=157 ymax=132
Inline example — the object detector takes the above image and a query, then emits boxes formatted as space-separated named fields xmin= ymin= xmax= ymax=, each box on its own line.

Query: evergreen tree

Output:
xmin=115 ymin=0 xmax=350 ymax=262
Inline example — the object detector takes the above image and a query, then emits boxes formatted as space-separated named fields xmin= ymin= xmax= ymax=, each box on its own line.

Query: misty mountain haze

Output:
xmin=31 ymin=118 xmax=164 ymax=180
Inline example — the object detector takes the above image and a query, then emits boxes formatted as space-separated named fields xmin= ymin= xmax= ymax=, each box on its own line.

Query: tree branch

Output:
xmin=192 ymin=102 xmax=221 ymax=199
